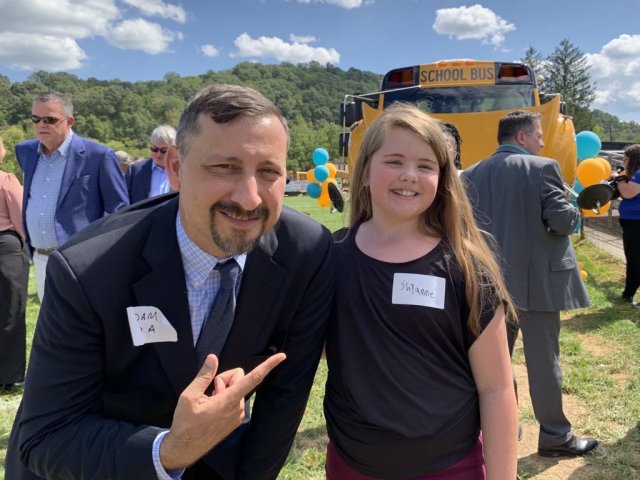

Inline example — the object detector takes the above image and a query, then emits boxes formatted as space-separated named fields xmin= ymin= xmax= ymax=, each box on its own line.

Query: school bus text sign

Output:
xmin=419 ymin=64 xmax=495 ymax=87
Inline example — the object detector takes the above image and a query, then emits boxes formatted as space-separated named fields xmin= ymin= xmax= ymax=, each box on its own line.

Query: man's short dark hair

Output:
xmin=176 ymin=84 xmax=289 ymax=157
xmin=33 ymin=92 xmax=74 ymax=117
xmin=497 ymin=110 xmax=541 ymax=144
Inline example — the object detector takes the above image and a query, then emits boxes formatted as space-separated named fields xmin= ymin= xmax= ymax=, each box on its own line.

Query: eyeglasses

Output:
xmin=150 ymin=146 xmax=169 ymax=154
xmin=31 ymin=115 xmax=64 ymax=125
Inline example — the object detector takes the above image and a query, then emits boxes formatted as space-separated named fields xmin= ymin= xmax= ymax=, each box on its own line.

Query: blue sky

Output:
xmin=1 ymin=0 xmax=639 ymax=121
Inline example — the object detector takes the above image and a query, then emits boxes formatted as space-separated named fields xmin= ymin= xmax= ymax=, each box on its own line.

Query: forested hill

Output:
xmin=0 ymin=62 xmax=381 ymax=175
xmin=2 ymin=61 xmax=639 ymax=178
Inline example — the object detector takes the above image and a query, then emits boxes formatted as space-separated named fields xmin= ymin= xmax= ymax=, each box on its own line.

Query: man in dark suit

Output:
xmin=16 ymin=92 xmax=129 ymax=300
xmin=6 ymin=84 xmax=333 ymax=479
xmin=128 ymin=125 xmax=176 ymax=203
xmin=462 ymin=110 xmax=597 ymax=457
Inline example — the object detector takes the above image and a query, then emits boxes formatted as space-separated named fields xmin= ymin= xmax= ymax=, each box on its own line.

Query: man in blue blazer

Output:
xmin=6 ymin=84 xmax=333 ymax=480
xmin=128 ymin=125 xmax=176 ymax=203
xmin=16 ymin=92 xmax=129 ymax=300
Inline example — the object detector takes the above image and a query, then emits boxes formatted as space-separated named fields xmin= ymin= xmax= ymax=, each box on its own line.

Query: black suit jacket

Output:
xmin=6 ymin=194 xmax=333 ymax=480
xmin=126 ymin=157 xmax=153 ymax=204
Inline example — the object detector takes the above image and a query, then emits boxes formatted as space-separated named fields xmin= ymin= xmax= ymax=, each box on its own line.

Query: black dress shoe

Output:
xmin=538 ymin=435 xmax=598 ymax=457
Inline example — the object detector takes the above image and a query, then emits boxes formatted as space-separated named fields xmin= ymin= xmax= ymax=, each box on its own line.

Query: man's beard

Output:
xmin=209 ymin=201 xmax=269 ymax=256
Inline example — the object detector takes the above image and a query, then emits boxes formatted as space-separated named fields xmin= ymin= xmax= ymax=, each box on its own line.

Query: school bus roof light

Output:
xmin=436 ymin=59 xmax=477 ymax=67
xmin=384 ymin=67 xmax=418 ymax=88
xmin=498 ymin=64 xmax=531 ymax=82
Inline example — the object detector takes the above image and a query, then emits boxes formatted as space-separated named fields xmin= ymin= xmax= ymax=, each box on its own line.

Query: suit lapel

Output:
xmin=58 ymin=135 xmax=84 ymax=205
xmin=21 ymin=142 xmax=40 ymax=200
xmin=221 ymin=227 xmax=287 ymax=369
xmin=132 ymin=199 xmax=198 ymax=397
xmin=142 ymin=159 xmax=153 ymax=198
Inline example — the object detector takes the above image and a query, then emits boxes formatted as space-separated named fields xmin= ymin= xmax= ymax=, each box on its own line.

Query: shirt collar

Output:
xmin=151 ymin=160 xmax=165 ymax=172
xmin=176 ymin=212 xmax=247 ymax=286
xmin=38 ymin=130 xmax=74 ymax=157
xmin=499 ymin=143 xmax=531 ymax=155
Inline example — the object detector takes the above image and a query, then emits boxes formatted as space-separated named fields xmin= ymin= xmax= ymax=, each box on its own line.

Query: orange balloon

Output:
xmin=581 ymin=202 xmax=610 ymax=217
xmin=307 ymin=169 xmax=316 ymax=183
xmin=580 ymin=270 xmax=588 ymax=281
xmin=577 ymin=158 xmax=608 ymax=187
xmin=317 ymin=181 xmax=331 ymax=207
xmin=595 ymin=157 xmax=611 ymax=176
xmin=326 ymin=162 xmax=337 ymax=179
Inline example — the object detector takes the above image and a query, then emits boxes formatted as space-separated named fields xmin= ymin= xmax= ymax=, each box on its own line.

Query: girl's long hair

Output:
xmin=349 ymin=103 xmax=515 ymax=335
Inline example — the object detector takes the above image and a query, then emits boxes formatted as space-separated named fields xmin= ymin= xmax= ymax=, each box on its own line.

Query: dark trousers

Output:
xmin=0 ymin=230 xmax=29 ymax=384
xmin=519 ymin=309 xmax=572 ymax=448
xmin=620 ymin=219 xmax=640 ymax=299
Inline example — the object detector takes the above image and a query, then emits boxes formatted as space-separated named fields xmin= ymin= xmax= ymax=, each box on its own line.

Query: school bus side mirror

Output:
xmin=560 ymin=101 xmax=568 ymax=115
xmin=340 ymin=101 xmax=360 ymax=127
xmin=339 ymin=132 xmax=350 ymax=157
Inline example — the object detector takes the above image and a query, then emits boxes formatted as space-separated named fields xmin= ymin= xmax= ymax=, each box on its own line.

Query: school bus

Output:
xmin=339 ymin=60 xmax=578 ymax=183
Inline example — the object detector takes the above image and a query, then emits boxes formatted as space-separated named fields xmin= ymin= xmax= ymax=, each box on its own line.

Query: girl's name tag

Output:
xmin=392 ymin=273 xmax=446 ymax=309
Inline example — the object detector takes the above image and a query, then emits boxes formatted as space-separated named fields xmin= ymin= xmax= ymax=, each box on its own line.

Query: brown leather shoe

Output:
xmin=538 ymin=435 xmax=598 ymax=457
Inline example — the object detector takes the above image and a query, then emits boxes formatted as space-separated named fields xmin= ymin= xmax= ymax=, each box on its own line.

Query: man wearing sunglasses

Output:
xmin=127 ymin=125 xmax=176 ymax=204
xmin=15 ymin=92 xmax=129 ymax=301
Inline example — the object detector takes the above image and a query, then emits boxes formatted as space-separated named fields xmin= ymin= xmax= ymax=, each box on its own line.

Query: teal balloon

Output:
xmin=312 ymin=147 xmax=329 ymax=166
xmin=314 ymin=165 xmax=329 ymax=182
xmin=576 ymin=131 xmax=601 ymax=161
xmin=573 ymin=179 xmax=584 ymax=194
xmin=306 ymin=182 xmax=322 ymax=198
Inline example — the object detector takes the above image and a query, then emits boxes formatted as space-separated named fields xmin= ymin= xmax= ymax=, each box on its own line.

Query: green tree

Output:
xmin=0 ymin=125 xmax=29 ymax=178
xmin=544 ymin=39 xmax=596 ymax=130
xmin=522 ymin=46 xmax=545 ymax=84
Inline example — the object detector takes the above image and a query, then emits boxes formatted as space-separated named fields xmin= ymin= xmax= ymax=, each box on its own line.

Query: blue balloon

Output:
xmin=576 ymin=131 xmax=602 ymax=161
xmin=312 ymin=147 xmax=329 ymax=166
xmin=573 ymin=179 xmax=584 ymax=194
xmin=306 ymin=182 xmax=322 ymax=198
xmin=314 ymin=165 xmax=329 ymax=183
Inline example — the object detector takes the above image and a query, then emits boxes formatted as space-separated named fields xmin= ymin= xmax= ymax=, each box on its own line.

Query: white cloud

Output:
xmin=290 ymin=34 xmax=316 ymax=44
xmin=433 ymin=4 xmax=515 ymax=47
xmin=201 ymin=44 xmax=220 ymax=58
xmin=106 ymin=18 xmax=182 ymax=54
xmin=0 ymin=33 xmax=87 ymax=71
xmin=0 ymin=0 xmax=119 ymax=37
xmin=0 ymin=0 xmax=184 ymax=71
xmin=586 ymin=34 xmax=640 ymax=120
xmin=296 ymin=0 xmax=367 ymax=8
xmin=231 ymin=33 xmax=340 ymax=64
xmin=120 ymin=0 xmax=187 ymax=23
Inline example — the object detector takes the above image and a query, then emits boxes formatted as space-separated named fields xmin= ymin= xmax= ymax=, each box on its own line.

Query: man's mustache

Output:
xmin=212 ymin=201 xmax=269 ymax=220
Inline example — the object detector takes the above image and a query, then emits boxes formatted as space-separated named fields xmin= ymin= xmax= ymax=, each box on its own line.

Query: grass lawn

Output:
xmin=1 ymin=196 xmax=638 ymax=479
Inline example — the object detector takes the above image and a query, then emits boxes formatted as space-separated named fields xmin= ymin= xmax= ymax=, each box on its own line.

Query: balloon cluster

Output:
xmin=306 ymin=148 xmax=339 ymax=208
xmin=574 ymin=131 xmax=611 ymax=217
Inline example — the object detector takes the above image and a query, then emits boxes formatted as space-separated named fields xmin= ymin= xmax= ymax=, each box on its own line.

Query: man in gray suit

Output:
xmin=462 ymin=110 xmax=598 ymax=457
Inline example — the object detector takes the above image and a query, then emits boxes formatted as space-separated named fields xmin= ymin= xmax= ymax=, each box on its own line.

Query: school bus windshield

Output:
xmin=382 ymin=85 xmax=536 ymax=114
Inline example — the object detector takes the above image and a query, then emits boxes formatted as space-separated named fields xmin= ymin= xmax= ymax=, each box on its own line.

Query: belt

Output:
xmin=35 ymin=247 xmax=56 ymax=256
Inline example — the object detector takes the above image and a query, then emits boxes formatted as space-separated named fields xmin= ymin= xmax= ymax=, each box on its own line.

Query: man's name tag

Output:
xmin=126 ymin=306 xmax=178 ymax=346
xmin=392 ymin=273 xmax=446 ymax=309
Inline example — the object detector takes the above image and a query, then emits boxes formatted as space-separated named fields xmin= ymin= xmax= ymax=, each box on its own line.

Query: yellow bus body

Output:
xmin=344 ymin=62 xmax=578 ymax=184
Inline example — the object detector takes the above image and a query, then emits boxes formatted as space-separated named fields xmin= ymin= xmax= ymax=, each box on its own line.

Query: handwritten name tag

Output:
xmin=126 ymin=306 xmax=178 ymax=346
xmin=392 ymin=273 xmax=446 ymax=309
